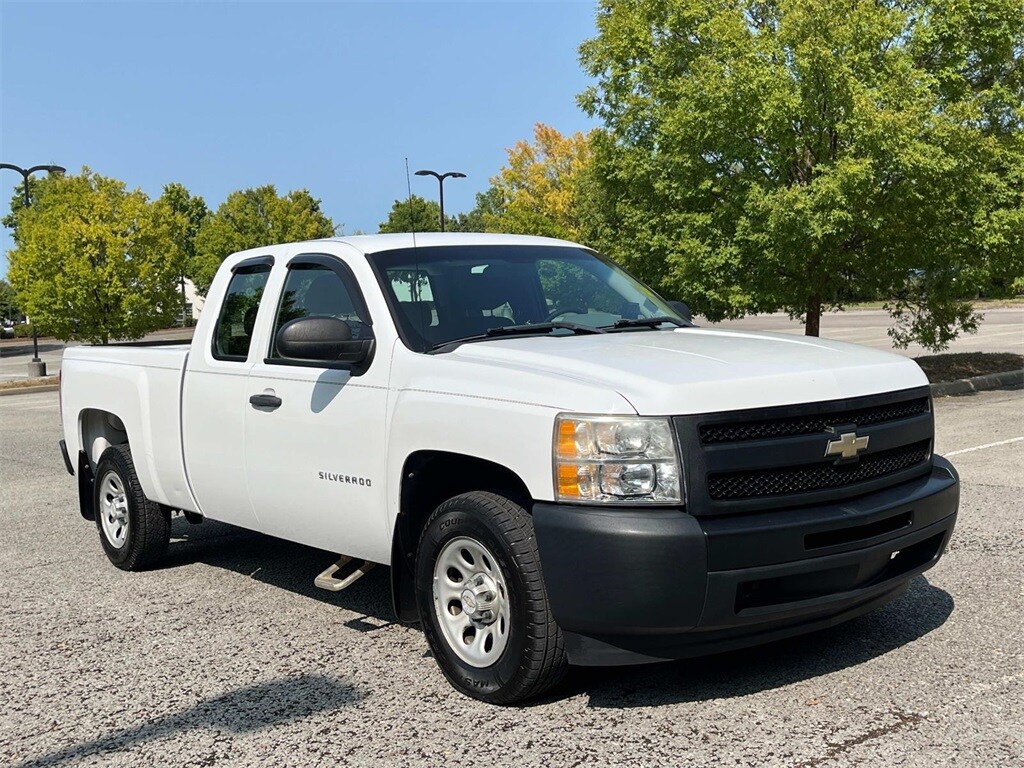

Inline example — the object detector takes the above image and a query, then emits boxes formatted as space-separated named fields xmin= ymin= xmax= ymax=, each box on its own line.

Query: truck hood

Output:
xmin=444 ymin=327 xmax=929 ymax=415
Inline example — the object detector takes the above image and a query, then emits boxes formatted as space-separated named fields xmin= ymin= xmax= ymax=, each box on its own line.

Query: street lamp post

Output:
xmin=414 ymin=169 xmax=466 ymax=232
xmin=0 ymin=163 xmax=66 ymax=377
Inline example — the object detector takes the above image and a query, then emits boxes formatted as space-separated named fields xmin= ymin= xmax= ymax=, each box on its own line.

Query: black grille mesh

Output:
xmin=699 ymin=398 xmax=929 ymax=444
xmin=707 ymin=440 xmax=931 ymax=500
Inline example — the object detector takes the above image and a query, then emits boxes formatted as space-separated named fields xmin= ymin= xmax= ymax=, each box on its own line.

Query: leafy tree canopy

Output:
xmin=378 ymin=194 xmax=448 ymax=233
xmin=579 ymin=0 xmax=1024 ymax=348
xmin=0 ymin=278 xmax=21 ymax=321
xmin=192 ymin=185 xmax=336 ymax=293
xmin=449 ymin=187 xmax=506 ymax=233
xmin=159 ymin=182 xmax=209 ymax=269
xmin=2 ymin=172 xmax=60 ymax=233
xmin=486 ymin=123 xmax=594 ymax=242
xmin=6 ymin=167 xmax=185 ymax=343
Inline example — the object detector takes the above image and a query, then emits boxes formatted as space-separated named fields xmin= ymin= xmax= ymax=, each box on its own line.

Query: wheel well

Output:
xmin=80 ymin=409 xmax=129 ymax=469
xmin=77 ymin=409 xmax=129 ymax=520
xmin=390 ymin=451 xmax=532 ymax=622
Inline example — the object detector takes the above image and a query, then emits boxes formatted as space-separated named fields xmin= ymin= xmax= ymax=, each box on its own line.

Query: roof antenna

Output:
xmin=405 ymin=157 xmax=417 ymax=249
xmin=405 ymin=157 xmax=422 ymax=308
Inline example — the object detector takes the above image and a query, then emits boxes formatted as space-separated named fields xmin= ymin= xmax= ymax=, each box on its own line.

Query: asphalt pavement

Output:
xmin=0 ymin=389 xmax=1021 ymax=766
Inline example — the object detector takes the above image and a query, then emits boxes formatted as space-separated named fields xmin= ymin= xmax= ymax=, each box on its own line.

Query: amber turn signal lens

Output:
xmin=557 ymin=463 xmax=581 ymax=498
xmin=557 ymin=418 xmax=578 ymax=459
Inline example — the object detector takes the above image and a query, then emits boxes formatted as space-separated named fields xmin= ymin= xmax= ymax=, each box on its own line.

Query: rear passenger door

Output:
xmin=182 ymin=255 xmax=274 ymax=530
xmin=242 ymin=251 xmax=390 ymax=562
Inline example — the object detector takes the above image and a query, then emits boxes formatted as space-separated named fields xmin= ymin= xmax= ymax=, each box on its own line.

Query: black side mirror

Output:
xmin=668 ymin=300 xmax=693 ymax=322
xmin=275 ymin=316 xmax=372 ymax=366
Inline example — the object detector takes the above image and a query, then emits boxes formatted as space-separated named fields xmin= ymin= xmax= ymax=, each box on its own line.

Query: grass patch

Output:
xmin=914 ymin=352 xmax=1023 ymax=383
xmin=0 ymin=376 xmax=58 ymax=391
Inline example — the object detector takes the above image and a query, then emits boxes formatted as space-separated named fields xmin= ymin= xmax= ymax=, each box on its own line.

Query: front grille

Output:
xmin=699 ymin=397 xmax=929 ymax=445
xmin=707 ymin=440 xmax=931 ymax=501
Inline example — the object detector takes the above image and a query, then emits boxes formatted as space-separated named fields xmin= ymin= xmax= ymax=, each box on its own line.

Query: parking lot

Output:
xmin=0 ymin=388 xmax=1021 ymax=767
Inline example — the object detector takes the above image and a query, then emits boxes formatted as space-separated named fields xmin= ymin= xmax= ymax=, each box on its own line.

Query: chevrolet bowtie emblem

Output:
xmin=825 ymin=431 xmax=870 ymax=460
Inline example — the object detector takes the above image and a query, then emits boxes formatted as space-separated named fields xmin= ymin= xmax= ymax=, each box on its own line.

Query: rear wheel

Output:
xmin=94 ymin=445 xmax=170 ymax=570
xmin=415 ymin=491 xmax=567 ymax=704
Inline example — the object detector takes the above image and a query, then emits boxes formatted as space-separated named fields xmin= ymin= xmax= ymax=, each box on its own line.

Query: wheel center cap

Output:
xmin=460 ymin=573 xmax=499 ymax=623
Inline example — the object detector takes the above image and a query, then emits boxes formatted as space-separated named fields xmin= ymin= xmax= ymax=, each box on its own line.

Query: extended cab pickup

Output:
xmin=59 ymin=233 xmax=959 ymax=703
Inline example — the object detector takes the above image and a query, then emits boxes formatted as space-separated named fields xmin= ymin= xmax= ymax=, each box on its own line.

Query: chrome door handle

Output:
xmin=249 ymin=394 xmax=282 ymax=409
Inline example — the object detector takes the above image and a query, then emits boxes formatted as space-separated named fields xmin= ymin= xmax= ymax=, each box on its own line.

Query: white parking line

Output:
xmin=0 ymin=397 xmax=57 ymax=409
xmin=945 ymin=437 xmax=1024 ymax=456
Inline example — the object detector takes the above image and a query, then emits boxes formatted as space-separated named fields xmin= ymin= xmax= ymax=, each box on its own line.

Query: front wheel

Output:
xmin=415 ymin=491 xmax=567 ymax=704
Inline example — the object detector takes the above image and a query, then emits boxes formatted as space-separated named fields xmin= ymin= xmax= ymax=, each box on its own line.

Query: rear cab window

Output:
xmin=212 ymin=261 xmax=273 ymax=361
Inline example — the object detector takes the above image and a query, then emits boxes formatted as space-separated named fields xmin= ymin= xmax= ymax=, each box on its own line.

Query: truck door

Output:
xmin=242 ymin=251 xmax=390 ymax=562
xmin=182 ymin=255 xmax=274 ymax=530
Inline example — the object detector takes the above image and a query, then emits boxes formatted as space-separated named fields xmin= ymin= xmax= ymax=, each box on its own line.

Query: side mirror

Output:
xmin=275 ymin=316 xmax=372 ymax=366
xmin=668 ymin=300 xmax=693 ymax=322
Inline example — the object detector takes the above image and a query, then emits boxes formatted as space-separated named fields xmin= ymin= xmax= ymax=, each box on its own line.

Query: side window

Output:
xmin=213 ymin=265 xmax=271 ymax=360
xmin=269 ymin=264 xmax=372 ymax=359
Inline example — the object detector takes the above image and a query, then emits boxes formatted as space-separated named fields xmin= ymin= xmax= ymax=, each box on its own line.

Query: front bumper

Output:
xmin=533 ymin=456 xmax=959 ymax=666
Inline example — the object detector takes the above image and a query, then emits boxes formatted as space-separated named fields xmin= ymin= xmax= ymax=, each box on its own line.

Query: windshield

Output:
xmin=368 ymin=245 xmax=685 ymax=352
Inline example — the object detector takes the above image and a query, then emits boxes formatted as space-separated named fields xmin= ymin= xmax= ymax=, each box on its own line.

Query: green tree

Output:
xmin=2 ymin=174 xmax=57 ymax=234
xmin=486 ymin=123 xmax=595 ymax=241
xmin=0 ymin=278 xmax=21 ymax=321
xmin=193 ymin=185 xmax=336 ymax=293
xmin=159 ymin=182 xmax=209 ymax=275
xmin=7 ymin=168 xmax=185 ymax=343
xmin=580 ymin=0 xmax=1024 ymax=349
xmin=378 ymin=195 xmax=447 ymax=233
xmin=449 ymin=187 xmax=506 ymax=233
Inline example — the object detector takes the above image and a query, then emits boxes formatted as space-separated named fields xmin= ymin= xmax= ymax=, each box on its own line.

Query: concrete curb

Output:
xmin=930 ymin=369 xmax=1024 ymax=396
xmin=0 ymin=383 xmax=59 ymax=397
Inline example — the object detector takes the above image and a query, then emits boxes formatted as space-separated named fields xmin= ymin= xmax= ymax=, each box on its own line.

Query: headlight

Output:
xmin=553 ymin=415 xmax=682 ymax=504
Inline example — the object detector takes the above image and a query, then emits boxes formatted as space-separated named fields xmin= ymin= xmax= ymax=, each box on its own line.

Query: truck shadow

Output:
xmin=160 ymin=517 xmax=397 ymax=630
xmin=11 ymin=674 xmax=360 ymax=768
xmin=158 ymin=519 xmax=953 ymax=708
xmin=565 ymin=575 xmax=953 ymax=709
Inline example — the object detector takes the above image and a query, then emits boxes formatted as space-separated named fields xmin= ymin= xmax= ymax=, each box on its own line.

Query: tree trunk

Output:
xmin=805 ymin=293 xmax=822 ymax=337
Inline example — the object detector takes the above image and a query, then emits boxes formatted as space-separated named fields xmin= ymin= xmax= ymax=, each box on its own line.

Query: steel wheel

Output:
xmin=98 ymin=469 xmax=130 ymax=549
xmin=432 ymin=536 xmax=511 ymax=668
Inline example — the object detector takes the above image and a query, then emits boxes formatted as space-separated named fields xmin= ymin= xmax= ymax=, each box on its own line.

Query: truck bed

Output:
xmin=60 ymin=343 xmax=197 ymax=512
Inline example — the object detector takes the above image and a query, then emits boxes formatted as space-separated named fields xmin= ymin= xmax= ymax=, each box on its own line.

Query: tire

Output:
xmin=415 ymin=491 xmax=567 ymax=704
xmin=93 ymin=445 xmax=170 ymax=571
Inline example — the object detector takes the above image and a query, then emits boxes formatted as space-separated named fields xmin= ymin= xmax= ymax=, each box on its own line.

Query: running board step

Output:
xmin=314 ymin=556 xmax=376 ymax=592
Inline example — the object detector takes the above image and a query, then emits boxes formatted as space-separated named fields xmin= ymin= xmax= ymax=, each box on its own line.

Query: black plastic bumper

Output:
xmin=533 ymin=457 xmax=959 ymax=666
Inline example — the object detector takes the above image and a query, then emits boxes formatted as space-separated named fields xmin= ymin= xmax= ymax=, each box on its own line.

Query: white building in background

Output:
xmin=178 ymin=277 xmax=205 ymax=324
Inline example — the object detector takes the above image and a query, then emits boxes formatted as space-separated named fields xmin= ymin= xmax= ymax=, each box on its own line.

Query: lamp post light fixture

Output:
xmin=0 ymin=163 xmax=66 ymax=377
xmin=414 ymin=169 xmax=466 ymax=232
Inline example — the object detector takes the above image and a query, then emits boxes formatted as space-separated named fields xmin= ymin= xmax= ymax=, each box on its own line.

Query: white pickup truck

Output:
xmin=58 ymin=233 xmax=959 ymax=703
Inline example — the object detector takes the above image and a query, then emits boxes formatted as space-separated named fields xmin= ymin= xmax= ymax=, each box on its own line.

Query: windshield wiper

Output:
xmin=430 ymin=322 xmax=605 ymax=353
xmin=485 ymin=322 xmax=606 ymax=337
xmin=603 ymin=316 xmax=689 ymax=331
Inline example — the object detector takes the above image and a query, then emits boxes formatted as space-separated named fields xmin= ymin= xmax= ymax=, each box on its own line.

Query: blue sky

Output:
xmin=0 ymin=0 xmax=599 ymax=276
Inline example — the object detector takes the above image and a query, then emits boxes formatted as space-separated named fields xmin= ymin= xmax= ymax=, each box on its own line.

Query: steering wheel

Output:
xmin=545 ymin=306 xmax=587 ymax=322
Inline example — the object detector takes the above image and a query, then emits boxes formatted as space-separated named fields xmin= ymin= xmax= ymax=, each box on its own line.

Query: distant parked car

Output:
xmin=1 ymin=323 xmax=15 ymax=339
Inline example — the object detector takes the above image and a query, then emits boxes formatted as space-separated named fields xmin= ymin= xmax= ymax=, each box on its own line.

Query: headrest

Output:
xmin=467 ymin=264 xmax=516 ymax=311
xmin=304 ymin=272 xmax=353 ymax=316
